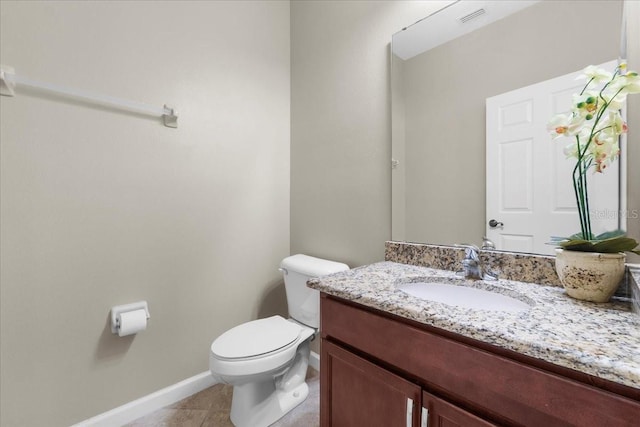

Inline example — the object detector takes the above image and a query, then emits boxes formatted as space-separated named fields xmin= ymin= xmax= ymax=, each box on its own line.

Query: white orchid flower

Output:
xmin=607 ymin=110 xmax=627 ymax=135
xmin=572 ymin=91 xmax=600 ymax=119
xmin=601 ymin=88 xmax=627 ymax=110
xmin=563 ymin=142 xmax=579 ymax=159
xmin=621 ymin=72 xmax=640 ymax=94
xmin=589 ymin=132 xmax=620 ymax=173
xmin=577 ymin=65 xmax=612 ymax=83
xmin=547 ymin=113 xmax=585 ymax=139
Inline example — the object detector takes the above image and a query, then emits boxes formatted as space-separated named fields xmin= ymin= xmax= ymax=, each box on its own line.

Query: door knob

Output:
xmin=488 ymin=219 xmax=504 ymax=228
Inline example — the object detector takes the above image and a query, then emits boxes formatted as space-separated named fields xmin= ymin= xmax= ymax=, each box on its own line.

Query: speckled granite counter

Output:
xmin=308 ymin=261 xmax=640 ymax=390
xmin=630 ymin=266 xmax=640 ymax=314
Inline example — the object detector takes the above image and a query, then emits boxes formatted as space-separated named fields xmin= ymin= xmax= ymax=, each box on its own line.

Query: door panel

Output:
xmin=321 ymin=339 xmax=421 ymax=427
xmin=486 ymin=60 xmax=620 ymax=254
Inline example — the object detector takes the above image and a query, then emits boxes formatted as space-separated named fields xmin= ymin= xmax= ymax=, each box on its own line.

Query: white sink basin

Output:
xmin=397 ymin=278 xmax=531 ymax=313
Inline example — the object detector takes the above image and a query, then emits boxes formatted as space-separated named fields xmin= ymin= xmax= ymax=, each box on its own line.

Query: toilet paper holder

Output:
xmin=110 ymin=301 xmax=151 ymax=334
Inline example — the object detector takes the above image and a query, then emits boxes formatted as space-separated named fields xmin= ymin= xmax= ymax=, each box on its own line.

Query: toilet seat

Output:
xmin=211 ymin=316 xmax=303 ymax=360
xmin=210 ymin=317 xmax=315 ymax=379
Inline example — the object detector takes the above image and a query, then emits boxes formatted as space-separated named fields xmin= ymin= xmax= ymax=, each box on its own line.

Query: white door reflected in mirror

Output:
xmin=485 ymin=60 xmax=622 ymax=255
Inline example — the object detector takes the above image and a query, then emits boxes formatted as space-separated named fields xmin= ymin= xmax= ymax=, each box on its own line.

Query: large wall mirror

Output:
xmin=391 ymin=0 xmax=635 ymax=255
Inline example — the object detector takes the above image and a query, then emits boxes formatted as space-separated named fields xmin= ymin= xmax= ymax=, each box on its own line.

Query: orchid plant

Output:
xmin=548 ymin=63 xmax=640 ymax=254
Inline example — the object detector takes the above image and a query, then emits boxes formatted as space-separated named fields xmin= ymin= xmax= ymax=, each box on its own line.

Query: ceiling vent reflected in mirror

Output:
xmin=459 ymin=8 xmax=486 ymax=24
xmin=392 ymin=0 xmax=540 ymax=60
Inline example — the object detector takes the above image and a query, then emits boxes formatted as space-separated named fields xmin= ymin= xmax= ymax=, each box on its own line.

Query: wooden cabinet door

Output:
xmin=422 ymin=390 xmax=498 ymax=427
xmin=321 ymin=339 xmax=421 ymax=427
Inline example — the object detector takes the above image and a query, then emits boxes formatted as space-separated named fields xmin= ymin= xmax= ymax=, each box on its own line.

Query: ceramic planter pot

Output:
xmin=555 ymin=249 xmax=626 ymax=303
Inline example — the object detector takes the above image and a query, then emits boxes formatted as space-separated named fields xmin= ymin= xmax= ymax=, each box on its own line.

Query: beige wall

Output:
xmin=290 ymin=0 xmax=448 ymax=267
xmin=626 ymin=0 xmax=640 ymax=264
xmin=0 ymin=1 xmax=290 ymax=426
xmin=396 ymin=0 xmax=622 ymax=247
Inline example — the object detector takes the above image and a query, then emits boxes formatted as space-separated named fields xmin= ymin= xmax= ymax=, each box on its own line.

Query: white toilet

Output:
xmin=209 ymin=254 xmax=349 ymax=427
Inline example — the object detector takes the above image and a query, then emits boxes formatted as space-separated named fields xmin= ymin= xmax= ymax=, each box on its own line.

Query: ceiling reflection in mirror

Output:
xmin=391 ymin=0 xmax=627 ymax=255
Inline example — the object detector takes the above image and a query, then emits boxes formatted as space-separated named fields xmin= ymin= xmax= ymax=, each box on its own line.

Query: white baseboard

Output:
xmin=74 ymin=353 xmax=320 ymax=427
xmin=309 ymin=350 xmax=320 ymax=372
xmin=72 ymin=371 xmax=217 ymax=427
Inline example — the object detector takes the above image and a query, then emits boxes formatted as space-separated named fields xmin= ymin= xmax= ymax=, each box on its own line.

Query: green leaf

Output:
xmin=569 ymin=232 xmax=587 ymax=240
xmin=591 ymin=237 xmax=639 ymax=253
xmin=557 ymin=234 xmax=640 ymax=254
xmin=594 ymin=230 xmax=626 ymax=240
xmin=558 ymin=239 xmax=595 ymax=251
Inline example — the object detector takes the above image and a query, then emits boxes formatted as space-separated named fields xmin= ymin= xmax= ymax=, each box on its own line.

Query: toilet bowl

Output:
xmin=209 ymin=254 xmax=349 ymax=427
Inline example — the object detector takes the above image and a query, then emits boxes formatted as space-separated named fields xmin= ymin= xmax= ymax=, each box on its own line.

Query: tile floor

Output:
xmin=124 ymin=368 xmax=319 ymax=427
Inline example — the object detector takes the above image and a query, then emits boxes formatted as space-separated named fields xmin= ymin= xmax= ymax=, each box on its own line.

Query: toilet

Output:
xmin=209 ymin=254 xmax=349 ymax=427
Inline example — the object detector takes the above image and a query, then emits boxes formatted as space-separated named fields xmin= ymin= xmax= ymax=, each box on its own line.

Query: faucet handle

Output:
xmin=481 ymin=236 xmax=496 ymax=250
xmin=455 ymin=244 xmax=480 ymax=260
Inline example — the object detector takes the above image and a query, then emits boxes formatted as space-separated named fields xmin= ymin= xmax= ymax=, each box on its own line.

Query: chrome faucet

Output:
xmin=456 ymin=244 xmax=498 ymax=281
xmin=458 ymin=244 xmax=483 ymax=280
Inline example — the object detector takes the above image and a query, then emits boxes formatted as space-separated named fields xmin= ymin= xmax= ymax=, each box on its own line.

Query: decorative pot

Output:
xmin=554 ymin=249 xmax=625 ymax=303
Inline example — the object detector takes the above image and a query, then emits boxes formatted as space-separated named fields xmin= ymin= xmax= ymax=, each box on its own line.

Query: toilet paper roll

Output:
xmin=117 ymin=309 xmax=148 ymax=337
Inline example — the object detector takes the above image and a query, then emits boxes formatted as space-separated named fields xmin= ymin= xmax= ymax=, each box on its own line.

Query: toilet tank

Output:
xmin=280 ymin=254 xmax=349 ymax=328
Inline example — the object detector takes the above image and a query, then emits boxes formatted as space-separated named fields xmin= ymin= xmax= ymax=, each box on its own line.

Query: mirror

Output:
xmin=391 ymin=0 xmax=630 ymax=255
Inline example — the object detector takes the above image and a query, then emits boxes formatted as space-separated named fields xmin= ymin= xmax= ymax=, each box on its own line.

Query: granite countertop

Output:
xmin=308 ymin=261 xmax=640 ymax=390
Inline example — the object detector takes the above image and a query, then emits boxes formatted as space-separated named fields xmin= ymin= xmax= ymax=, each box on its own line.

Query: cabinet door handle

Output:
xmin=421 ymin=407 xmax=429 ymax=427
xmin=406 ymin=398 xmax=414 ymax=427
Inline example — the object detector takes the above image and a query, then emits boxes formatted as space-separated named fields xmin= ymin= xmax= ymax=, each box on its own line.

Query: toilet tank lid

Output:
xmin=281 ymin=254 xmax=349 ymax=277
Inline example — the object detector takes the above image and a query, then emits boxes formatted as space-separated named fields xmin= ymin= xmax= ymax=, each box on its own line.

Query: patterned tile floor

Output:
xmin=124 ymin=368 xmax=319 ymax=427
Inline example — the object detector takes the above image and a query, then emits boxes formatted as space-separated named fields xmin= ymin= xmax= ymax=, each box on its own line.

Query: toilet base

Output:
xmin=229 ymin=339 xmax=311 ymax=427
xmin=230 ymin=381 xmax=309 ymax=427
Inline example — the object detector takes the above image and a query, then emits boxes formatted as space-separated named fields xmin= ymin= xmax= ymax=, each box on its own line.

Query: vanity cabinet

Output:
xmin=319 ymin=294 xmax=640 ymax=427
xmin=322 ymin=339 xmax=495 ymax=427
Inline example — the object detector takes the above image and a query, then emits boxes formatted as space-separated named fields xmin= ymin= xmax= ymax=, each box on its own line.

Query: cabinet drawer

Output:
xmin=321 ymin=295 xmax=640 ymax=426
